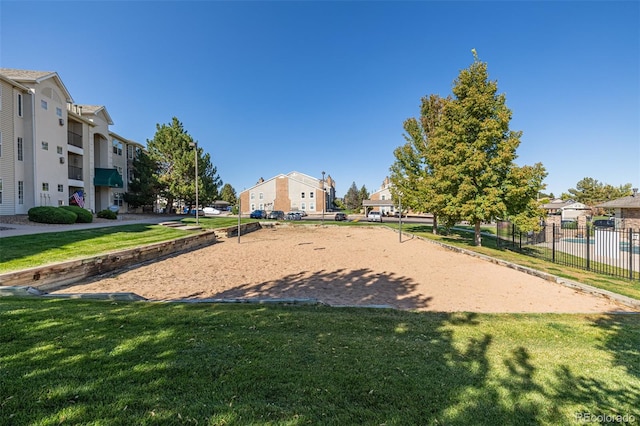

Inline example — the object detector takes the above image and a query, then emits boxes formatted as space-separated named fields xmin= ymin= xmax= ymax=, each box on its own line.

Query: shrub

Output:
xmin=28 ymin=206 xmax=77 ymax=224
xmin=60 ymin=205 xmax=93 ymax=223
xmin=97 ymin=209 xmax=118 ymax=220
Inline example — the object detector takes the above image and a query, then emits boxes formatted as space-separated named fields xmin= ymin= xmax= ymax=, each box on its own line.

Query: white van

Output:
xmin=367 ymin=211 xmax=382 ymax=222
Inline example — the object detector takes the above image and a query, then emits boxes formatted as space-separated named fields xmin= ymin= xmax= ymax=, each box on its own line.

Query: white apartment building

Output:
xmin=0 ymin=68 xmax=142 ymax=216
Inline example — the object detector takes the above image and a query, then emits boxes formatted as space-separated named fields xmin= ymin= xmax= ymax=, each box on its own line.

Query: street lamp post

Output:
xmin=321 ymin=171 xmax=325 ymax=226
xmin=189 ymin=142 xmax=199 ymax=226
xmin=398 ymin=192 xmax=402 ymax=243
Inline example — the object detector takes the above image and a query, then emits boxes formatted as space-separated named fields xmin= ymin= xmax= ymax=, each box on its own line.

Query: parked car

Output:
xmin=593 ymin=219 xmax=615 ymax=229
xmin=268 ymin=210 xmax=285 ymax=220
xmin=250 ymin=210 xmax=267 ymax=219
xmin=335 ymin=212 xmax=348 ymax=221
xmin=367 ymin=211 xmax=382 ymax=222
xmin=286 ymin=212 xmax=302 ymax=220
xmin=203 ymin=207 xmax=221 ymax=216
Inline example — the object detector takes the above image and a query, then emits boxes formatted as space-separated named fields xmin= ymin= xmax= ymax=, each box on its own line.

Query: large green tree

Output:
xmin=146 ymin=117 xmax=221 ymax=213
xmin=390 ymin=94 xmax=448 ymax=234
xmin=427 ymin=51 xmax=547 ymax=246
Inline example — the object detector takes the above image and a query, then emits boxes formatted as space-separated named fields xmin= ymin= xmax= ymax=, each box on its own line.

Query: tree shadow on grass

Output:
xmin=2 ymin=300 xmax=639 ymax=425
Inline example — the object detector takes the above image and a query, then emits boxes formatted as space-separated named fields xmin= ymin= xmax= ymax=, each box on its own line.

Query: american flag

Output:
xmin=72 ymin=191 xmax=84 ymax=208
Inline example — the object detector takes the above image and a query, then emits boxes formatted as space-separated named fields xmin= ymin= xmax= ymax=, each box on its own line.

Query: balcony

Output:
xmin=67 ymin=129 xmax=83 ymax=148
xmin=68 ymin=166 xmax=83 ymax=181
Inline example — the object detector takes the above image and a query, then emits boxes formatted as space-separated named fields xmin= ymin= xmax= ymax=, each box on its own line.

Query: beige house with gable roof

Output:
xmin=239 ymin=171 xmax=336 ymax=215
xmin=0 ymin=68 xmax=142 ymax=216
xmin=596 ymin=188 xmax=640 ymax=229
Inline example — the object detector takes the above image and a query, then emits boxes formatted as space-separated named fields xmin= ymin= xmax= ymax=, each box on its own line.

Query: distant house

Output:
xmin=363 ymin=177 xmax=396 ymax=215
xmin=540 ymin=199 xmax=591 ymax=221
xmin=596 ymin=188 xmax=640 ymax=229
xmin=239 ymin=171 xmax=335 ymax=215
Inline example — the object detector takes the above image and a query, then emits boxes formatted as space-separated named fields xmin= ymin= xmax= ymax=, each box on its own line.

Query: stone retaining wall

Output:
xmin=0 ymin=222 xmax=265 ymax=291
xmin=0 ymin=231 xmax=220 ymax=290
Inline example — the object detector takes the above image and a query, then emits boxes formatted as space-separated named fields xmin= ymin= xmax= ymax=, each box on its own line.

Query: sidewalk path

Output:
xmin=0 ymin=215 xmax=184 ymax=238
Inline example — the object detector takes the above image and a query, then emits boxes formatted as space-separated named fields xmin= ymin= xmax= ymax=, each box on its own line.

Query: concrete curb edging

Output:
xmin=396 ymin=227 xmax=640 ymax=311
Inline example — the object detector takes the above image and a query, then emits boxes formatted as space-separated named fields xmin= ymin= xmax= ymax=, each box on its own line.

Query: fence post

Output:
xmin=552 ymin=224 xmax=556 ymax=263
xmin=630 ymin=228 xmax=634 ymax=281
xmin=586 ymin=224 xmax=590 ymax=271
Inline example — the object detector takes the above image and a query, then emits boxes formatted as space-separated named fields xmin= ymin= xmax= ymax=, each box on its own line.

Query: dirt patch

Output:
xmin=52 ymin=225 xmax=635 ymax=313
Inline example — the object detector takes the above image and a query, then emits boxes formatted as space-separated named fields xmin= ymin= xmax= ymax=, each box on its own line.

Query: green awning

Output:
xmin=94 ymin=168 xmax=124 ymax=188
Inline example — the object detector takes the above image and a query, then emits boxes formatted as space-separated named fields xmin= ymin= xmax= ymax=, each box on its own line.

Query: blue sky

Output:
xmin=1 ymin=1 xmax=638 ymax=198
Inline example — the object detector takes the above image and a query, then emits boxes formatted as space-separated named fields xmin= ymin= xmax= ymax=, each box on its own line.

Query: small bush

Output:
xmin=97 ymin=209 xmax=118 ymax=220
xmin=28 ymin=206 xmax=77 ymax=224
xmin=60 ymin=205 xmax=93 ymax=223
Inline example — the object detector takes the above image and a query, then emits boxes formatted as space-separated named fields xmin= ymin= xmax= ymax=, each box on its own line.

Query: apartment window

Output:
xmin=127 ymin=145 xmax=135 ymax=159
xmin=114 ymin=192 xmax=124 ymax=207
xmin=41 ymin=99 xmax=48 ymax=110
xmin=0 ymin=179 xmax=3 ymax=204
xmin=17 ymin=137 xmax=23 ymax=161
xmin=259 ymin=192 xmax=263 ymax=200
xmin=56 ymin=107 xmax=62 ymax=117
xmin=58 ymin=184 xmax=64 ymax=192
xmin=42 ymin=182 xmax=49 ymax=191
xmin=310 ymin=192 xmax=314 ymax=198
xmin=58 ymin=200 xmax=64 ymax=206
xmin=301 ymin=192 xmax=305 ymax=198
xmin=301 ymin=202 xmax=306 ymax=210
xmin=17 ymin=94 xmax=23 ymax=117
xmin=112 ymin=140 xmax=123 ymax=155
xmin=259 ymin=203 xmax=264 ymax=210
xmin=57 ymin=146 xmax=63 ymax=155
xmin=251 ymin=204 xmax=255 ymax=211
xmin=310 ymin=203 xmax=315 ymax=211
xmin=18 ymin=181 xmax=23 ymax=204
xmin=41 ymin=141 xmax=49 ymax=150
xmin=250 ymin=192 xmax=255 ymax=200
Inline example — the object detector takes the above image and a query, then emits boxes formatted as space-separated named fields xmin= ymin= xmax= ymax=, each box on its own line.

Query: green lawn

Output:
xmin=0 ymin=224 xmax=194 ymax=273
xmin=0 ymin=218 xmax=254 ymax=273
xmin=1 ymin=299 xmax=638 ymax=425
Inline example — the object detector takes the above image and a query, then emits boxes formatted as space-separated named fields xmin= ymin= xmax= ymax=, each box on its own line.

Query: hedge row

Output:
xmin=28 ymin=206 xmax=95 ymax=224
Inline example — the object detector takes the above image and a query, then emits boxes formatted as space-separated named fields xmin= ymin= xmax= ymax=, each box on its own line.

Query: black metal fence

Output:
xmin=496 ymin=221 xmax=640 ymax=281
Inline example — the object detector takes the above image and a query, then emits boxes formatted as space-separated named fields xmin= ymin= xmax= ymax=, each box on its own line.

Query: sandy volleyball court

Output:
xmin=53 ymin=225 xmax=634 ymax=313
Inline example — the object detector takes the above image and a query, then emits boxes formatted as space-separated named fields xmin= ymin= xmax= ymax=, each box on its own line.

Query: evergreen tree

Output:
xmin=562 ymin=177 xmax=633 ymax=205
xmin=123 ymin=149 xmax=160 ymax=209
xmin=358 ymin=185 xmax=370 ymax=209
xmin=220 ymin=183 xmax=238 ymax=206
xmin=146 ymin=117 xmax=221 ymax=213
xmin=344 ymin=182 xmax=360 ymax=210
